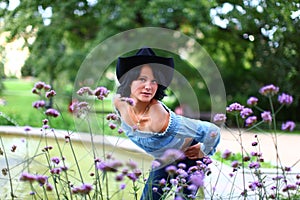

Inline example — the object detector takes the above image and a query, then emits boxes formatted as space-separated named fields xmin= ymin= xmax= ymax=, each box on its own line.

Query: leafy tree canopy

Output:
xmin=0 ymin=0 xmax=299 ymax=121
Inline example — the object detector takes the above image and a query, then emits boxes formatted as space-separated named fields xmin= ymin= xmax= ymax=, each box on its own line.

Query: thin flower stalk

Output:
xmin=0 ymin=136 xmax=15 ymax=199
xmin=86 ymin=116 xmax=104 ymax=200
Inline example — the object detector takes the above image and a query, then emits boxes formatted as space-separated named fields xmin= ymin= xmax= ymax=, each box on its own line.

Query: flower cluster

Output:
xmin=259 ymin=84 xmax=279 ymax=96
xmin=222 ymin=84 xmax=295 ymax=131
xmin=69 ymin=100 xmax=90 ymax=118
xmin=76 ymin=86 xmax=110 ymax=100
xmin=120 ymin=97 xmax=135 ymax=106
xmin=31 ymin=81 xmax=60 ymax=118
xmin=72 ymin=183 xmax=93 ymax=195
xmin=150 ymin=150 xmax=212 ymax=199
xmin=214 ymin=84 xmax=297 ymax=198
xmin=32 ymin=81 xmax=51 ymax=95
xmin=20 ymin=172 xmax=53 ymax=191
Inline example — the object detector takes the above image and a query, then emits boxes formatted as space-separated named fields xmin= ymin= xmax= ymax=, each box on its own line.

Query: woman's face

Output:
xmin=130 ymin=65 xmax=158 ymax=103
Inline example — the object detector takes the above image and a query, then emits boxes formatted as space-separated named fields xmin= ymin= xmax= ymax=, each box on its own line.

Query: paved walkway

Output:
xmin=218 ymin=127 xmax=300 ymax=170
xmin=204 ymin=128 xmax=300 ymax=199
xmin=1 ymin=126 xmax=299 ymax=199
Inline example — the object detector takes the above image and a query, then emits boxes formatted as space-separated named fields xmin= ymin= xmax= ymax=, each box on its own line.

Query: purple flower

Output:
xmin=32 ymin=100 xmax=46 ymax=109
xmin=247 ymin=97 xmax=258 ymax=106
xmin=106 ymin=113 xmax=118 ymax=120
xmin=115 ymin=174 xmax=124 ymax=181
xmin=45 ymin=90 xmax=56 ymax=98
xmin=165 ymin=165 xmax=177 ymax=175
xmin=97 ymin=160 xmax=123 ymax=172
xmin=126 ymin=160 xmax=138 ymax=169
xmin=24 ymin=126 xmax=32 ymax=132
xmin=45 ymin=108 xmax=60 ymax=118
xmin=127 ymin=172 xmax=138 ymax=182
xmin=240 ymin=108 xmax=253 ymax=119
xmin=261 ymin=111 xmax=272 ymax=123
xmin=222 ymin=149 xmax=232 ymax=159
xmin=117 ymin=128 xmax=123 ymax=134
xmin=278 ymin=93 xmax=293 ymax=105
xmin=120 ymin=97 xmax=135 ymax=106
xmin=249 ymin=181 xmax=263 ymax=191
xmin=152 ymin=187 xmax=158 ymax=192
xmin=51 ymin=157 xmax=60 ymax=165
xmin=259 ymin=84 xmax=279 ymax=96
xmin=160 ymin=149 xmax=185 ymax=163
xmin=284 ymin=166 xmax=291 ymax=172
xmin=159 ymin=178 xmax=166 ymax=186
xmin=20 ymin=172 xmax=36 ymax=182
xmin=43 ymin=119 xmax=49 ymax=125
xmin=213 ymin=113 xmax=227 ymax=124
xmin=203 ymin=156 xmax=213 ymax=165
xmin=245 ymin=116 xmax=257 ymax=127
xmin=190 ymin=171 xmax=204 ymax=187
xmin=187 ymin=184 xmax=198 ymax=192
xmin=162 ymin=186 xmax=171 ymax=192
xmin=72 ymin=183 xmax=93 ymax=194
xmin=226 ymin=103 xmax=244 ymax=113
xmin=281 ymin=121 xmax=296 ymax=131
xmin=94 ymin=86 xmax=110 ymax=100
xmin=249 ymin=161 xmax=261 ymax=169
xmin=231 ymin=160 xmax=239 ymax=168
xmin=120 ymin=183 xmax=126 ymax=190
xmin=76 ymin=87 xmax=93 ymax=96
xmin=133 ymin=169 xmax=142 ymax=178
xmin=177 ymin=163 xmax=186 ymax=169
xmin=34 ymin=81 xmax=46 ymax=90
xmin=69 ymin=101 xmax=90 ymax=118
xmin=32 ymin=87 xmax=40 ymax=95
xmin=251 ymin=142 xmax=258 ymax=146
xmin=109 ymin=123 xmax=117 ymax=130
xmin=176 ymin=168 xmax=188 ymax=178
xmin=282 ymin=184 xmax=297 ymax=192
xmin=272 ymin=175 xmax=284 ymax=180
xmin=50 ymin=168 xmax=62 ymax=174
xmin=170 ymin=178 xmax=178 ymax=186
xmin=46 ymin=183 xmax=53 ymax=191
xmin=36 ymin=175 xmax=48 ymax=186
xmin=44 ymin=84 xmax=51 ymax=91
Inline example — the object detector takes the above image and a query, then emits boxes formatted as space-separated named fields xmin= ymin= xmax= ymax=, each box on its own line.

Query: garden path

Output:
xmin=204 ymin=128 xmax=300 ymax=199
xmin=0 ymin=126 xmax=299 ymax=199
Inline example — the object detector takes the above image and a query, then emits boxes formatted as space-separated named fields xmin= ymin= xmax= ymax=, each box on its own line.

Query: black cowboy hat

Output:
xmin=116 ymin=47 xmax=174 ymax=87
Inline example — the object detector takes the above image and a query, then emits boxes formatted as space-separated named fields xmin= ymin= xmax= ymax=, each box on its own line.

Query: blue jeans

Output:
xmin=141 ymin=141 xmax=202 ymax=200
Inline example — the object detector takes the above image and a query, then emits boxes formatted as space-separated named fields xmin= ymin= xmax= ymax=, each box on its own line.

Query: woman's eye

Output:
xmin=151 ymin=80 xmax=157 ymax=84
xmin=139 ymin=78 xmax=146 ymax=82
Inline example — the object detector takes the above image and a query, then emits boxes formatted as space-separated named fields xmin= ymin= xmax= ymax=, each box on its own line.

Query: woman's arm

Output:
xmin=176 ymin=116 xmax=221 ymax=156
xmin=184 ymin=143 xmax=205 ymax=159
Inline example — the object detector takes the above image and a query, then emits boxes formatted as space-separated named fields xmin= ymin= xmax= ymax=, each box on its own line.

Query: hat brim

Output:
xmin=116 ymin=55 xmax=174 ymax=86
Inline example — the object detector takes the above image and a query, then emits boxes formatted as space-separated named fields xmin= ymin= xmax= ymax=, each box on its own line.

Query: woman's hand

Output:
xmin=184 ymin=143 xmax=205 ymax=159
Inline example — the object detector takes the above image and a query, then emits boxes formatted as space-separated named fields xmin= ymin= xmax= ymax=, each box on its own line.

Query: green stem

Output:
xmin=0 ymin=136 xmax=15 ymax=199
xmin=87 ymin=116 xmax=103 ymax=200
xmin=53 ymin=106 xmax=75 ymax=199
xmin=44 ymin=146 xmax=60 ymax=199
xmin=235 ymin=114 xmax=246 ymax=200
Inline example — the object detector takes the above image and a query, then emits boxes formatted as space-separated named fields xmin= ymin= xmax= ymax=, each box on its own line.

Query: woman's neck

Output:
xmin=133 ymin=100 xmax=152 ymax=115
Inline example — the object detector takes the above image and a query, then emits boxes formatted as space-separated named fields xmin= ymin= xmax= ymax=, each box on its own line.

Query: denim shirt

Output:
xmin=118 ymin=102 xmax=220 ymax=159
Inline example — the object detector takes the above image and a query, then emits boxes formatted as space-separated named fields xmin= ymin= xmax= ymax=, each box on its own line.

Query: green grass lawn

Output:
xmin=0 ymin=79 xmax=116 ymax=134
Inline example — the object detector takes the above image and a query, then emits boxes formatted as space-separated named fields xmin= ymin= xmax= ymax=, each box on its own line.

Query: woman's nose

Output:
xmin=144 ymin=82 xmax=151 ymax=90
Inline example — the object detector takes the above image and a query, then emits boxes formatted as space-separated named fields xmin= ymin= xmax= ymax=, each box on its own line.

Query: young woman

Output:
xmin=114 ymin=47 xmax=220 ymax=200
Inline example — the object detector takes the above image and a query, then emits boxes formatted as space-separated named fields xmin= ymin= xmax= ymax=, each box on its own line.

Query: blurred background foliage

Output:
xmin=0 ymin=0 xmax=299 ymax=128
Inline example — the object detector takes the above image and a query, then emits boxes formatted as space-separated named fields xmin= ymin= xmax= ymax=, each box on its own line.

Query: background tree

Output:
xmin=0 ymin=0 xmax=299 ymax=122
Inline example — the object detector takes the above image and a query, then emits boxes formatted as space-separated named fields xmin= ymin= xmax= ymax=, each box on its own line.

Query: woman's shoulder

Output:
xmin=113 ymin=94 xmax=128 ymax=113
